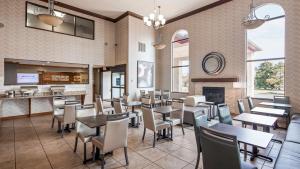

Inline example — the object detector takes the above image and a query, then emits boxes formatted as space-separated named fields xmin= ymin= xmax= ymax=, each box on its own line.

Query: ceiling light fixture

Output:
xmin=143 ymin=0 xmax=166 ymax=30
xmin=242 ymin=0 xmax=270 ymax=29
xmin=38 ymin=0 xmax=63 ymax=27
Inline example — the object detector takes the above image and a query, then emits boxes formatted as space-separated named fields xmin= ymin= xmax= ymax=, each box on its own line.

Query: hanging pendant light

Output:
xmin=153 ymin=32 xmax=166 ymax=50
xmin=143 ymin=0 xmax=166 ymax=30
xmin=38 ymin=0 xmax=63 ymax=27
xmin=242 ymin=0 xmax=270 ymax=29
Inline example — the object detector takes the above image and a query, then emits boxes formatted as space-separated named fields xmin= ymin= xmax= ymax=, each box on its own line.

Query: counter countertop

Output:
xmin=0 ymin=91 xmax=86 ymax=100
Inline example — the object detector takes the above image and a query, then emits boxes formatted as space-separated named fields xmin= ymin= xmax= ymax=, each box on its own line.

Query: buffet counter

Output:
xmin=0 ymin=91 xmax=86 ymax=119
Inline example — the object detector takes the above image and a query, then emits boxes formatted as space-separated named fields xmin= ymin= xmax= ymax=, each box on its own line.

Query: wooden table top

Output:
xmin=260 ymin=102 xmax=292 ymax=108
xmin=76 ymin=115 xmax=107 ymax=128
xmin=210 ymin=123 xmax=273 ymax=149
xmin=251 ymin=107 xmax=285 ymax=116
xmin=234 ymin=113 xmax=278 ymax=127
xmin=153 ymin=106 xmax=179 ymax=114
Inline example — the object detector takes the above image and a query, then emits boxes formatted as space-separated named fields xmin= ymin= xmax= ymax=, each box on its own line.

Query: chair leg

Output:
xmin=181 ymin=124 xmax=185 ymax=135
xmin=74 ymin=136 xmax=78 ymax=152
xmin=170 ymin=126 xmax=173 ymax=140
xmin=124 ymin=147 xmax=129 ymax=165
xmin=61 ymin=124 xmax=64 ymax=138
xmin=92 ymin=145 xmax=96 ymax=161
xmin=83 ymin=142 xmax=87 ymax=164
xmin=153 ymin=131 xmax=156 ymax=147
xmin=142 ymin=128 xmax=146 ymax=141
xmin=195 ymin=152 xmax=200 ymax=169
xmin=101 ymin=154 xmax=105 ymax=169
xmin=51 ymin=117 xmax=55 ymax=128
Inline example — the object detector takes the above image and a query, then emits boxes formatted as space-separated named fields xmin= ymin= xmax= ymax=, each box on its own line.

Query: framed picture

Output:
xmin=137 ymin=61 xmax=154 ymax=88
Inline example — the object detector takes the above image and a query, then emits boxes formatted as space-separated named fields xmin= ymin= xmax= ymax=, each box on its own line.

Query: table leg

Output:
xmin=95 ymin=127 xmax=100 ymax=160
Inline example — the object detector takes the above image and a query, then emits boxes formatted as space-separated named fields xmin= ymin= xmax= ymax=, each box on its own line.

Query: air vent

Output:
xmin=138 ymin=42 xmax=146 ymax=52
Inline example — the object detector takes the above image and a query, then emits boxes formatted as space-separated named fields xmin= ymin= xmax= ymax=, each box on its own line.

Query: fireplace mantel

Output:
xmin=191 ymin=78 xmax=238 ymax=82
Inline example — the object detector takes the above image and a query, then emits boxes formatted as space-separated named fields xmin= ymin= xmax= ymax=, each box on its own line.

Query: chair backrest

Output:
xmin=65 ymin=100 xmax=81 ymax=105
xmin=193 ymin=113 xmax=208 ymax=153
xmin=141 ymin=107 xmax=156 ymax=131
xmin=76 ymin=104 xmax=97 ymax=117
xmin=247 ymin=97 xmax=254 ymax=110
xmin=199 ymin=126 xmax=242 ymax=169
xmin=217 ymin=104 xmax=233 ymax=125
xmin=171 ymin=102 xmax=184 ymax=121
xmin=113 ymin=100 xmax=124 ymax=114
xmin=163 ymin=90 xmax=171 ymax=99
xmin=141 ymin=97 xmax=152 ymax=108
xmin=148 ymin=91 xmax=155 ymax=103
xmin=274 ymin=96 xmax=290 ymax=104
xmin=95 ymin=97 xmax=105 ymax=114
xmin=237 ymin=99 xmax=245 ymax=114
xmin=63 ymin=104 xmax=77 ymax=124
xmin=140 ymin=90 xmax=146 ymax=97
xmin=123 ymin=94 xmax=129 ymax=104
xmin=103 ymin=113 xmax=129 ymax=153
xmin=155 ymin=89 xmax=161 ymax=95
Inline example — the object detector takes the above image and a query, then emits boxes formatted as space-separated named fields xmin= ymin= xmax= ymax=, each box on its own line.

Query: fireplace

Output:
xmin=203 ymin=87 xmax=225 ymax=105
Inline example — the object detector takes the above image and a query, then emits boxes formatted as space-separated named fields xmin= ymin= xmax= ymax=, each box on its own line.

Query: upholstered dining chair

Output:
xmin=95 ymin=97 xmax=114 ymax=115
xmin=193 ymin=113 xmax=208 ymax=169
xmin=141 ymin=97 xmax=152 ymax=108
xmin=52 ymin=100 xmax=80 ymax=128
xmin=74 ymin=104 xmax=97 ymax=164
xmin=199 ymin=126 xmax=258 ymax=169
xmin=114 ymin=100 xmax=139 ymax=126
xmin=247 ymin=97 xmax=255 ymax=110
xmin=237 ymin=99 xmax=247 ymax=128
xmin=140 ymin=90 xmax=146 ymax=98
xmin=273 ymin=95 xmax=290 ymax=127
xmin=217 ymin=104 xmax=233 ymax=125
xmin=141 ymin=107 xmax=172 ymax=147
xmin=162 ymin=90 xmax=171 ymax=105
xmin=92 ymin=113 xmax=130 ymax=169
xmin=149 ymin=91 xmax=162 ymax=107
xmin=56 ymin=102 xmax=78 ymax=138
xmin=167 ymin=101 xmax=185 ymax=136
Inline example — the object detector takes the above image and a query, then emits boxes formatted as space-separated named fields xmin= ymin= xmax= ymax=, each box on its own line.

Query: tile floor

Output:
xmin=0 ymin=115 xmax=286 ymax=169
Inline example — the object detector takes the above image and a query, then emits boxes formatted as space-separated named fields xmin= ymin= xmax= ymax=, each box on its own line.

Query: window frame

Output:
xmin=171 ymin=37 xmax=190 ymax=93
xmin=246 ymin=13 xmax=286 ymax=99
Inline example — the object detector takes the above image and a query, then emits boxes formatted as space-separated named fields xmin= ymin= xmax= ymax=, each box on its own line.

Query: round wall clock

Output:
xmin=202 ymin=52 xmax=225 ymax=75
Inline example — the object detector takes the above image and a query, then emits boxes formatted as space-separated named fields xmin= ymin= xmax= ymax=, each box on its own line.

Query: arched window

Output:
xmin=172 ymin=30 xmax=189 ymax=93
xmin=246 ymin=4 xmax=285 ymax=99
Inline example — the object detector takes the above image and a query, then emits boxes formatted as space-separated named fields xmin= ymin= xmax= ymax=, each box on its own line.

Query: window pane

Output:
xmin=255 ymin=4 xmax=285 ymax=19
xmin=172 ymin=41 xmax=189 ymax=66
xmin=247 ymin=17 xmax=285 ymax=60
xmin=172 ymin=67 xmax=189 ymax=93
xmin=247 ymin=60 xmax=284 ymax=99
xmin=53 ymin=12 xmax=75 ymax=35
xmin=26 ymin=3 xmax=52 ymax=31
xmin=75 ymin=17 xmax=94 ymax=39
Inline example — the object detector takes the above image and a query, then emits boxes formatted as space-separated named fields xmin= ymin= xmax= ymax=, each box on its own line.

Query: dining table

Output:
xmin=76 ymin=115 xmax=107 ymax=163
xmin=259 ymin=102 xmax=292 ymax=108
xmin=153 ymin=106 xmax=179 ymax=140
xmin=210 ymin=123 xmax=274 ymax=162
xmin=251 ymin=107 xmax=285 ymax=117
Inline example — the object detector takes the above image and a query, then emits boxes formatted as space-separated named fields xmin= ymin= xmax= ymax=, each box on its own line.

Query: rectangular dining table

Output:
xmin=210 ymin=123 xmax=274 ymax=162
xmin=153 ymin=106 xmax=179 ymax=140
xmin=76 ymin=115 xmax=107 ymax=163
xmin=259 ymin=102 xmax=292 ymax=108
xmin=251 ymin=107 xmax=285 ymax=116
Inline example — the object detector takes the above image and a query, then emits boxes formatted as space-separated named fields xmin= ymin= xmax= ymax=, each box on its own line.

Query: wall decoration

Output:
xmin=137 ymin=61 xmax=154 ymax=88
xmin=202 ymin=52 xmax=226 ymax=75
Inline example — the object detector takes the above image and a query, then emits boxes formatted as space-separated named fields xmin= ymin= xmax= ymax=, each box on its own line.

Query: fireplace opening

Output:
xmin=203 ymin=87 xmax=225 ymax=105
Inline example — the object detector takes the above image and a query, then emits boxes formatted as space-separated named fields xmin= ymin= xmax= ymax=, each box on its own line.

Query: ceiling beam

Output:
xmin=166 ymin=0 xmax=233 ymax=24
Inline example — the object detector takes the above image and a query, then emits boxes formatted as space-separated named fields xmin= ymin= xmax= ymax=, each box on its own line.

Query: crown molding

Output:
xmin=38 ymin=0 xmax=232 ymax=24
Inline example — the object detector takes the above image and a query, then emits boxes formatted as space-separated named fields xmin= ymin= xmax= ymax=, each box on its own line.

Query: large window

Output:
xmin=172 ymin=30 xmax=189 ymax=93
xmin=246 ymin=4 xmax=285 ymax=99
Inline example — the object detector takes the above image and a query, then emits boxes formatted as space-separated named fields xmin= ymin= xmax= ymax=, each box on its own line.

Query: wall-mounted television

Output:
xmin=17 ymin=73 xmax=39 ymax=84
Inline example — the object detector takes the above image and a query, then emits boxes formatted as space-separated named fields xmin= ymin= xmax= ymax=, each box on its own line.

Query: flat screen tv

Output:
xmin=17 ymin=73 xmax=39 ymax=84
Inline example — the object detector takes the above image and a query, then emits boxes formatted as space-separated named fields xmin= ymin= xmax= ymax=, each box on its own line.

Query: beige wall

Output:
xmin=157 ymin=0 xmax=300 ymax=113
xmin=0 ymin=0 xmax=116 ymax=105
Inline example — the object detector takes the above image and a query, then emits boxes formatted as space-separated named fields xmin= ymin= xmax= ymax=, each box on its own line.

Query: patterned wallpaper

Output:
xmin=156 ymin=0 xmax=300 ymax=113
xmin=0 ymin=0 xmax=116 ymax=105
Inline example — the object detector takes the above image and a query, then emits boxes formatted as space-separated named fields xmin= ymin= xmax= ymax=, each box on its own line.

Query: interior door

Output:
xmin=102 ymin=71 xmax=112 ymax=100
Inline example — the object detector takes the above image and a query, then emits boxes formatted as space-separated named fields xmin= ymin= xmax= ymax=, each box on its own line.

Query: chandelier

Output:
xmin=242 ymin=0 xmax=270 ymax=29
xmin=38 ymin=0 xmax=63 ymax=27
xmin=143 ymin=0 xmax=166 ymax=30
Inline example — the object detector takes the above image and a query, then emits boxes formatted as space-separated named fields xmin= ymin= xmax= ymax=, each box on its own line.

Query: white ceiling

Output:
xmin=57 ymin=0 xmax=219 ymax=20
